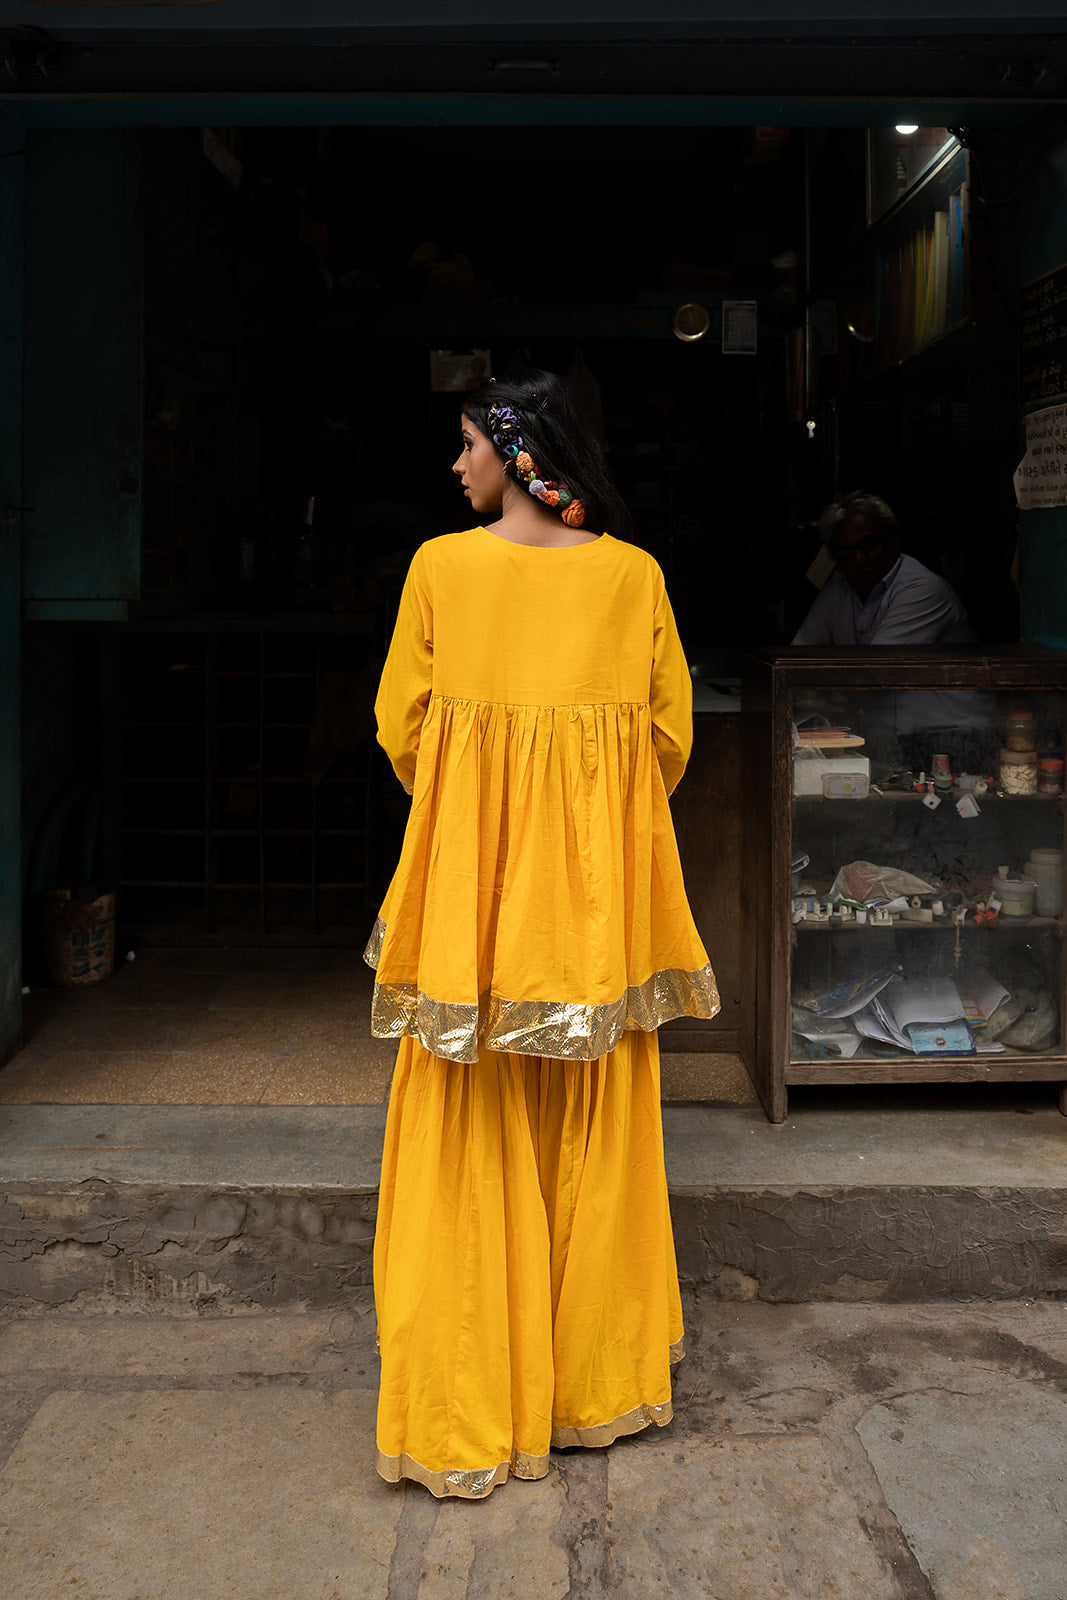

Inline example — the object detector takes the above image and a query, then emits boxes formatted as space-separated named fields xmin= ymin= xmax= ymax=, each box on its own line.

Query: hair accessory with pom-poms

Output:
xmin=486 ymin=404 xmax=585 ymax=522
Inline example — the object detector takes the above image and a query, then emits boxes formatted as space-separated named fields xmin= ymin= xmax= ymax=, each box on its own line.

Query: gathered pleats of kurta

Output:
xmin=367 ymin=528 xmax=719 ymax=1063
xmin=368 ymin=526 xmax=717 ymax=1496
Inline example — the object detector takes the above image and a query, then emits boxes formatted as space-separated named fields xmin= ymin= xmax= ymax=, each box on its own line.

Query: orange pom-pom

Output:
xmin=515 ymin=451 xmax=534 ymax=473
xmin=561 ymin=500 xmax=585 ymax=527
xmin=544 ymin=490 xmax=559 ymax=506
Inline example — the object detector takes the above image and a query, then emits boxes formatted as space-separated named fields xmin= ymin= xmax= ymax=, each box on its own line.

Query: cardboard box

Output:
xmin=793 ymin=754 xmax=871 ymax=797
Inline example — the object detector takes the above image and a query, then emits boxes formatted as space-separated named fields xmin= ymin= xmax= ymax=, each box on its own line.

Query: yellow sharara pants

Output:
xmin=373 ymin=1029 xmax=684 ymax=1498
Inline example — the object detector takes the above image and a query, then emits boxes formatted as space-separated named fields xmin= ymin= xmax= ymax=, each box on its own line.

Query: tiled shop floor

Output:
xmin=0 ymin=949 xmax=755 ymax=1108
xmin=1 ymin=950 xmax=394 ymax=1107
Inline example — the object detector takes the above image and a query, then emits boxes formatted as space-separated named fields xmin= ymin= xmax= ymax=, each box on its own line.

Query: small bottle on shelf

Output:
xmin=1004 ymin=708 xmax=1037 ymax=752
xmin=1038 ymin=755 xmax=1064 ymax=794
xmin=930 ymin=751 xmax=952 ymax=794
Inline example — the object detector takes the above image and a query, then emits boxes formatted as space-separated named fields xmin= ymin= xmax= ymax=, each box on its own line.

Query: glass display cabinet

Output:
xmin=742 ymin=647 xmax=1067 ymax=1122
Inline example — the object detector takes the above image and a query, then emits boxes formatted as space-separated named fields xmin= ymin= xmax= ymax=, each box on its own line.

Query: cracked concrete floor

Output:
xmin=0 ymin=1295 xmax=1064 ymax=1599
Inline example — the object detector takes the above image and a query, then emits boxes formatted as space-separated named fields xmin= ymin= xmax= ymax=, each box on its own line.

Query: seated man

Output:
xmin=792 ymin=492 xmax=975 ymax=647
xmin=793 ymin=492 xmax=992 ymax=774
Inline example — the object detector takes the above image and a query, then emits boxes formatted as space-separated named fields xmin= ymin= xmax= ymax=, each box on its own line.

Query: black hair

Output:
xmin=462 ymin=369 xmax=633 ymax=540
xmin=820 ymin=492 xmax=899 ymax=547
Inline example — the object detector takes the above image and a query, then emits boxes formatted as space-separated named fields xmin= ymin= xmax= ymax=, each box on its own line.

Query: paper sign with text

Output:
xmin=1014 ymin=402 xmax=1067 ymax=509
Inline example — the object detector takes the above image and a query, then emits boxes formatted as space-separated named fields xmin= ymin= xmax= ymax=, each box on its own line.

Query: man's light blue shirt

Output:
xmin=792 ymin=554 xmax=987 ymax=735
xmin=792 ymin=554 xmax=975 ymax=648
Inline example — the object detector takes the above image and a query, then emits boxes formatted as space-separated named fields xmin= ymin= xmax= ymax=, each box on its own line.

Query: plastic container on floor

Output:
xmin=41 ymin=890 xmax=116 ymax=986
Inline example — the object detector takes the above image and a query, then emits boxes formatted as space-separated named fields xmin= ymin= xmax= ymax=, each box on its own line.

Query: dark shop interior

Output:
xmin=21 ymin=120 xmax=1028 ymax=950
xmin=6 ymin=95 xmax=1065 ymax=1119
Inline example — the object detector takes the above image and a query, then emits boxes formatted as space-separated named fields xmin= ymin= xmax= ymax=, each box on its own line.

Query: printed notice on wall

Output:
xmin=1014 ymin=403 xmax=1067 ymax=510
xmin=1021 ymin=263 xmax=1067 ymax=408
xmin=430 ymin=349 xmax=492 ymax=393
xmin=722 ymin=301 xmax=758 ymax=355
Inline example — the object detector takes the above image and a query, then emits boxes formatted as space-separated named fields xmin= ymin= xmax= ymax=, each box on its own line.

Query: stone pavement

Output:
xmin=0 ymin=1294 xmax=1064 ymax=1599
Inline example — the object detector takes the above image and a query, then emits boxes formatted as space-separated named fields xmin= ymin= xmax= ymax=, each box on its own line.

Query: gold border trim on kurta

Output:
xmin=377 ymin=1447 xmax=549 ymax=1499
xmin=364 ymin=914 xmax=386 ymax=968
xmin=363 ymin=919 xmax=720 ymax=1063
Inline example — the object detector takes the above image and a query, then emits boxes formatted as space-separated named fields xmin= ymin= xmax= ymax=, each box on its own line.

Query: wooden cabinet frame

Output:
xmin=743 ymin=645 xmax=1067 ymax=1122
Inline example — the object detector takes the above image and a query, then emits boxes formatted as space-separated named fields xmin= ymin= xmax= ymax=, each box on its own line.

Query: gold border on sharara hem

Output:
xmin=363 ymin=918 xmax=720 ymax=1064
xmin=377 ymin=1395 xmax=677 ymax=1498
xmin=376 ymin=1448 xmax=549 ymax=1499
xmin=551 ymin=1396 xmax=674 ymax=1450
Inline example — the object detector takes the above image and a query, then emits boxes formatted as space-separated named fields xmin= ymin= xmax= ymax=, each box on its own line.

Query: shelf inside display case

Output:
xmin=794 ymin=792 xmax=1065 ymax=804
xmin=794 ymin=917 xmax=1064 ymax=932
xmin=741 ymin=647 xmax=1067 ymax=1122
xmin=790 ymin=684 xmax=1064 ymax=1075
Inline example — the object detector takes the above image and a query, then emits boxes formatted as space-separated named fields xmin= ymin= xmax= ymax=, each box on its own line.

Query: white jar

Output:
xmin=999 ymin=748 xmax=1038 ymax=794
xmin=1024 ymin=848 xmax=1063 ymax=918
xmin=993 ymin=874 xmax=1036 ymax=921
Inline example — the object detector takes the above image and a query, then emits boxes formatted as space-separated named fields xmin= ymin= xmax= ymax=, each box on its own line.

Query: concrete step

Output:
xmin=2 ymin=1100 xmax=1066 ymax=1311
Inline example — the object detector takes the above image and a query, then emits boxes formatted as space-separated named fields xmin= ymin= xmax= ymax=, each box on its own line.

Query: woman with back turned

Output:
xmin=365 ymin=368 xmax=719 ymax=1498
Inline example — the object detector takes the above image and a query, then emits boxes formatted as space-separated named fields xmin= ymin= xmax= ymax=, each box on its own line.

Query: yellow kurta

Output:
xmin=365 ymin=526 xmax=720 ymax=1057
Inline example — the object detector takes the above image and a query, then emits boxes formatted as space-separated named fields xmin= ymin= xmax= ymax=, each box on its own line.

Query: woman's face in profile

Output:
xmin=453 ymin=416 xmax=505 ymax=518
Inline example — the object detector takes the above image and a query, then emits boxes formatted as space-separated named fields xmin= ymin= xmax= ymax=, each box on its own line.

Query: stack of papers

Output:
xmin=795 ymin=969 xmax=1012 ymax=1059
xmin=795 ymin=964 xmax=903 ymax=1019
xmin=854 ymin=976 xmax=965 ymax=1051
xmin=958 ymin=974 xmax=1011 ymax=1031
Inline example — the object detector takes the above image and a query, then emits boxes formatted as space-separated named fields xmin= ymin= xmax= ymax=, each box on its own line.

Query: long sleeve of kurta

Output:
xmin=375 ymin=546 xmax=434 ymax=793
xmin=649 ymin=573 xmax=693 ymax=797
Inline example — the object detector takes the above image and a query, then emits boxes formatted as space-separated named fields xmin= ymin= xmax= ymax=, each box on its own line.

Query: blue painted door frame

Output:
xmin=1016 ymin=133 xmax=1067 ymax=648
xmin=21 ymin=130 xmax=143 ymax=622
xmin=0 ymin=125 xmax=25 ymax=1062
xmin=0 ymin=122 xmax=144 ymax=1066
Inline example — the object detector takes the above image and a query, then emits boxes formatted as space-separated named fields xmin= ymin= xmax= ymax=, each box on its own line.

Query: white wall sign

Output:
xmin=722 ymin=301 xmax=758 ymax=354
xmin=1014 ymin=402 xmax=1067 ymax=510
xmin=429 ymin=349 xmax=492 ymax=393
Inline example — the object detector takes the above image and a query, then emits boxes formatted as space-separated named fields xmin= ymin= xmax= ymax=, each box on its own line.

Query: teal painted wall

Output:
xmin=19 ymin=630 xmax=102 ymax=983
xmin=21 ymin=130 xmax=143 ymax=616
xmin=1017 ymin=126 xmax=1067 ymax=648
xmin=1 ymin=94 xmax=1022 ymax=133
xmin=0 ymin=129 xmax=24 ymax=1060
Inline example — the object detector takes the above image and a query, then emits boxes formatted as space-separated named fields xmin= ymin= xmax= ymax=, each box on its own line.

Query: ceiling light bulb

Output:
xmin=895 ymin=123 xmax=919 ymax=136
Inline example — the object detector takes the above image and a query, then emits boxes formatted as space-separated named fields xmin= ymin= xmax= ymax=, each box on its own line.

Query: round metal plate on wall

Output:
xmin=671 ymin=301 xmax=711 ymax=342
